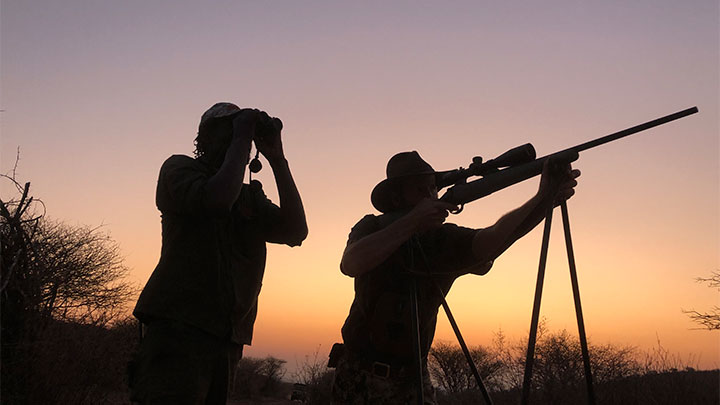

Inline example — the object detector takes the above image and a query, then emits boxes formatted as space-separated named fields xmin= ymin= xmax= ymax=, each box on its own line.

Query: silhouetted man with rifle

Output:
xmin=130 ymin=103 xmax=308 ymax=404
xmin=331 ymin=151 xmax=579 ymax=404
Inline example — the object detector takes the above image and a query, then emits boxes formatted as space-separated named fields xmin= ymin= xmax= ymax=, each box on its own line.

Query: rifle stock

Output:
xmin=440 ymin=106 xmax=698 ymax=206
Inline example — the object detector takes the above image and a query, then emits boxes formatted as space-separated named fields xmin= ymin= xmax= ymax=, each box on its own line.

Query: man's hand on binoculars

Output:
xmin=229 ymin=109 xmax=286 ymax=164
xmin=231 ymin=109 xmax=259 ymax=154
xmin=254 ymin=113 xmax=285 ymax=164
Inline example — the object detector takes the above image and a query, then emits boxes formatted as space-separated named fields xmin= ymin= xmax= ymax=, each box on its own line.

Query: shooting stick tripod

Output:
xmin=520 ymin=201 xmax=595 ymax=405
xmin=407 ymin=199 xmax=594 ymax=405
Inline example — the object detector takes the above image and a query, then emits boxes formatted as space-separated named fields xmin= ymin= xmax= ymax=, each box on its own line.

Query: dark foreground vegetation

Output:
xmin=2 ymin=316 xmax=717 ymax=404
xmin=2 ymin=317 xmax=139 ymax=404
xmin=2 ymin=175 xmax=717 ymax=404
xmin=1 ymin=176 xmax=139 ymax=403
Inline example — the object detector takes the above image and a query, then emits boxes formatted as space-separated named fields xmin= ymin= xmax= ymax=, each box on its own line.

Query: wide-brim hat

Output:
xmin=371 ymin=151 xmax=447 ymax=213
xmin=199 ymin=102 xmax=242 ymax=130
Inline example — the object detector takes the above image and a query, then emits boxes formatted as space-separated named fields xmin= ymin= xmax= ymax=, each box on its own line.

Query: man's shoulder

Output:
xmin=162 ymin=154 xmax=197 ymax=168
xmin=353 ymin=213 xmax=378 ymax=225
xmin=347 ymin=212 xmax=407 ymax=243
xmin=440 ymin=222 xmax=478 ymax=233
xmin=351 ymin=212 xmax=402 ymax=230
xmin=346 ymin=214 xmax=379 ymax=242
xmin=159 ymin=154 xmax=211 ymax=175
xmin=350 ymin=213 xmax=377 ymax=228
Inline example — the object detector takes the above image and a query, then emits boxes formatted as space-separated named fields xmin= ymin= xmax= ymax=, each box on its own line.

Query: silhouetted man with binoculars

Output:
xmin=130 ymin=103 xmax=307 ymax=404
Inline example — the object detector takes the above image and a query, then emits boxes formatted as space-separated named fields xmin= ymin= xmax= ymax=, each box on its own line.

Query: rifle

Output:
xmin=439 ymin=107 xmax=698 ymax=211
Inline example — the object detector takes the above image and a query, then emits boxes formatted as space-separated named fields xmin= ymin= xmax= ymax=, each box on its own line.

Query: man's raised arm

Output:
xmin=472 ymin=161 xmax=580 ymax=263
xmin=341 ymin=199 xmax=456 ymax=277
xmin=203 ymin=111 xmax=257 ymax=215
xmin=256 ymin=117 xmax=308 ymax=247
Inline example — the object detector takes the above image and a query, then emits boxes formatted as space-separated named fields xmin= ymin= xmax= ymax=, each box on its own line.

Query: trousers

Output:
xmin=129 ymin=319 xmax=237 ymax=405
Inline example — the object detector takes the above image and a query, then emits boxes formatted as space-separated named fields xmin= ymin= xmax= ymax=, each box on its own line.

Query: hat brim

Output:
xmin=370 ymin=170 xmax=452 ymax=213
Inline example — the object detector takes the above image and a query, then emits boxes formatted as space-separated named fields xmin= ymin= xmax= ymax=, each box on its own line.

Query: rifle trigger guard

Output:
xmin=450 ymin=204 xmax=464 ymax=215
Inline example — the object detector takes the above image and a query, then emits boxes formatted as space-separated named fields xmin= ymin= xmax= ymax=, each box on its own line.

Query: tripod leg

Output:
xmin=521 ymin=207 xmax=554 ymax=405
xmin=438 ymin=292 xmax=493 ymax=405
xmin=409 ymin=277 xmax=425 ymax=405
xmin=560 ymin=202 xmax=596 ymax=404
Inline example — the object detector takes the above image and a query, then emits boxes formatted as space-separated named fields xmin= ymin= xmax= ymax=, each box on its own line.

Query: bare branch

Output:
xmin=684 ymin=270 xmax=720 ymax=330
xmin=683 ymin=308 xmax=720 ymax=331
xmin=12 ymin=147 xmax=20 ymax=181
xmin=694 ymin=270 xmax=720 ymax=289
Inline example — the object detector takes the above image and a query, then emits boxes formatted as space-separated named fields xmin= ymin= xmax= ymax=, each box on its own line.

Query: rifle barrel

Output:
xmin=551 ymin=106 xmax=698 ymax=157
xmin=440 ymin=106 xmax=699 ymax=206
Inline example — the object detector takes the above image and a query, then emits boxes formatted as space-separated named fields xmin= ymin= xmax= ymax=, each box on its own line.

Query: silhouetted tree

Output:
xmin=1 ymin=169 xmax=137 ymax=403
xmin=429 ymin=340 xmax=503 ymax=393
xmin=292 ymin=346 xmax=334 ymax=404
xmin=1 ymin=175 xmax=134 ymax=329
xmin=230 ymin=356 xmax=287 ymax=399
xmin=431 ymin=321 xmax=643 ymax=404
xmin=684 ymin=270 xmax=720 ymax=330
xmin=29 ymin=218 xmax=134 ymax=325
xmin=259 ymin=356 xmax=287 ymax=394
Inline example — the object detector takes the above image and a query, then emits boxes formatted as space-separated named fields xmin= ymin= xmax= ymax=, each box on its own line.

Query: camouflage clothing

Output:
xmin=331 ymin=353 xmax=437 ymax=405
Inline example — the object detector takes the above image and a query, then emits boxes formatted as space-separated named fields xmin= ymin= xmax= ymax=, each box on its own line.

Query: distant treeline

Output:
xmin=236 ymin=324 xmax=717 ymax=405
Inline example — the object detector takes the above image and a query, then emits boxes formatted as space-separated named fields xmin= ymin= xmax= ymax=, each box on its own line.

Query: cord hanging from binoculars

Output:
xmin=249 ymin=149 xmax=262 ymax=182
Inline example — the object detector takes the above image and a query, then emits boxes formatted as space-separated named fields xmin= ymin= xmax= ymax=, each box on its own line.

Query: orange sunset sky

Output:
xmin=1 ymin=1 xmax=718 ymax=372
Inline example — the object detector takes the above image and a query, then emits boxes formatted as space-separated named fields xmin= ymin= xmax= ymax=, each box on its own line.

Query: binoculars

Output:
xmin=254 ymin=113 xmax=283 ymax=142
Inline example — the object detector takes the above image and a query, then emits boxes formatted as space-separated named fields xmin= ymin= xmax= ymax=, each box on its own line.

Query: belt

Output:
xmin=347 ymin=352 xmax=414 ymax=380
xmin=363 ymin=360 xmax=410 ymax=379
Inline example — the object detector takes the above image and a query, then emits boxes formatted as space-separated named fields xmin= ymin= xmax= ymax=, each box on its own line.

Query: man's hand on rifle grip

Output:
xmin=538 ymin=159 xmax=581 ymax=207
xmin=406 ymin=199 xmax=458 ymax=233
